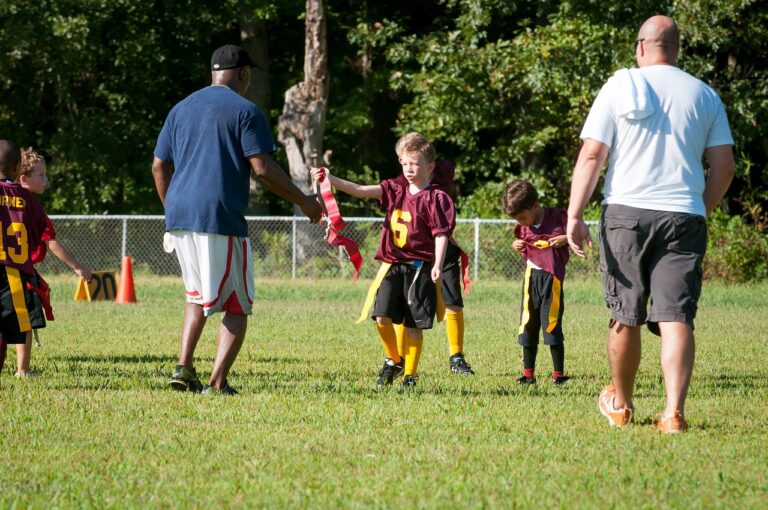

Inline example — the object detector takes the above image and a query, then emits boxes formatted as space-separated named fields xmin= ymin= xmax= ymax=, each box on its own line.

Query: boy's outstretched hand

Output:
xmin=310 ymin=167 xmax=327 ymax=184
xmin=75 ymin=265 xmax=92 ymax=282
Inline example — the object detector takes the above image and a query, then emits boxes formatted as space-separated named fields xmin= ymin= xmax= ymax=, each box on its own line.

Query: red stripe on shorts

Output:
xmin=202 ymin=236 xmax=234 ymax=309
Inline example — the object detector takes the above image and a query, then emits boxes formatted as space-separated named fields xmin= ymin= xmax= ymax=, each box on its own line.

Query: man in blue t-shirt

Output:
xmin=152 ymin=44 xmax=322 ymax=396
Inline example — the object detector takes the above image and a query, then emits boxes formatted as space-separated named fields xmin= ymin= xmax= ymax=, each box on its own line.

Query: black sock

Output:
xmin=0 ymin=340 xmax=6 ymax=375
xmin=523 ymin=345 xmax=538 ymax=375
xmin=550 ymin=344 xmax=565 ymax=373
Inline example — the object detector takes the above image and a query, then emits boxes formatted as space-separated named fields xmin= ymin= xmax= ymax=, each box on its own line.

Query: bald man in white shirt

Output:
xmin=567 ymin=15 xmax=735 ymax=433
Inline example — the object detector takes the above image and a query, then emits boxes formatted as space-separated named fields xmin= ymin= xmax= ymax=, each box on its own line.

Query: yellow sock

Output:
xmin=376 ymin=322 xmax=401 ymax=362
xmin=394 ymin=323 xmax=406 ymax=358
xmin=404 ymin=334 xmax=423 ymax=376
xmin=446 ymin=309 xmax=464 ymax=356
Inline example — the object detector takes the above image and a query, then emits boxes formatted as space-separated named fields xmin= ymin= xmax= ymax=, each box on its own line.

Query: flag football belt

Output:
xmin=356 ymin=261 xmax=445 ymax=324
xmin=452 ymin=241 xmax=472 ymax=295
xmin=317 ymin=168 xmax=363 ymax=281
xmin=26 ymin=273 xmax=54 ymax=321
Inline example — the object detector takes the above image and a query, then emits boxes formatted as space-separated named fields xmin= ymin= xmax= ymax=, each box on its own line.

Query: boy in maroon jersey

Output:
xmin=392 ymin=134 xmax=474 ymax=375
xmin=11 ymin=148 xmax=92 ymax=377
xmin=311 ymin=133 xmax=455 ymax=388
xmin=503 ymin=180 xmax=571 ymax=385
xmin=0 ymin=140 xmax=47 ymax=384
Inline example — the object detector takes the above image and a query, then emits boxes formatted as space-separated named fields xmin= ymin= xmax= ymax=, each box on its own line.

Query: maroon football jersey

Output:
xmin=394 ymin=159 xmax=455 ymax=197
xmin=514 ymin=207 xmax=570 ymax=281
xmin=375 ymin=178 xmax=456 ymax=264
xmin=0 ymin=180 xmax=47 ymax=275
xmin=31 ymin=214 xmax=56 ymax=264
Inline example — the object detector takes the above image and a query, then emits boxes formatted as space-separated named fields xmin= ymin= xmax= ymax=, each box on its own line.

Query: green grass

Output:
xmin=1 ymin=276 xmax=766 ymax=509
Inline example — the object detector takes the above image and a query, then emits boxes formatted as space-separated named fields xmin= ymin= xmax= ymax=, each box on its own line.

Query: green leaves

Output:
xmin=0 ymin=0 xmax=765 ymax=220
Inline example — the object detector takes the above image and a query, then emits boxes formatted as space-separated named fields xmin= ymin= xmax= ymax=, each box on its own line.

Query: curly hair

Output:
xmin=395 ymin=132 xmax=436 ymax=163
xmin=502 ymin=180 xmax=539 ymax=216
xmin=18 ymin=147 xmax=45 ymax=182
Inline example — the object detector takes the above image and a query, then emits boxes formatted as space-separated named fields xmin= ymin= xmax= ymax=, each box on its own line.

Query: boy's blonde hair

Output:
xmin=18 ymin=147 xmax=44 ymax=182
xmin=395 ymin=132 xmax=436 ymax=163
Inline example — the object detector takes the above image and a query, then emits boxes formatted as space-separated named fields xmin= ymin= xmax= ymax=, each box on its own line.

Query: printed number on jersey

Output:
xmin=390 ymin=210 xmax=411 ymax=248
xmin=0 ymin=222 xmax=28 ymax=264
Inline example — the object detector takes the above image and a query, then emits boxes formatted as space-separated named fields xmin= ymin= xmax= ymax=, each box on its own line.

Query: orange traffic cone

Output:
xmin=115 ymin=256 xmax=137 ymax=303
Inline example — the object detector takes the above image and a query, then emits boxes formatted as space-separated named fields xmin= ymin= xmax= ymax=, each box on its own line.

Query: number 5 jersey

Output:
xmin=374 ymin=178 xmax=456 ymax=264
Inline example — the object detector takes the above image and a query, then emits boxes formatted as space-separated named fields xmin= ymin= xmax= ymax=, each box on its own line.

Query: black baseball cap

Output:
xmin=210 ymin=44 xmax=262 ymax=71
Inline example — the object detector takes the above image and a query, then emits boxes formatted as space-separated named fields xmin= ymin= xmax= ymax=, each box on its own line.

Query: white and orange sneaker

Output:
xmin=653 ymin=411 xmax=688 ymax=434
xmin=598 ymin=385 xmax=634 ymax=427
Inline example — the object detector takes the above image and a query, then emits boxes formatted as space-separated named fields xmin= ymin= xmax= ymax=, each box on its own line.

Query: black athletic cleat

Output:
xmin=552 ymin=375 xmax=570 ymax=385
xmin=449 ymin=353 xmax=475 ymax=375
xmin=170 ymin=365 xmax=204 ymax=393
xmin=517 ymin=375 xmax=536 ymax=385
xmin=202 ymin=379 xmax=239 ymax=396
xmin=376 ymin=358 xmax=405 ymax=388
xmin=399 ymin=374 xmax=417 ymax=388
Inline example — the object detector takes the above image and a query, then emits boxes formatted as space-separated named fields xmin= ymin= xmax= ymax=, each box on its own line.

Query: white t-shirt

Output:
xmin=580 ymin=65 xmax=734 ymax=216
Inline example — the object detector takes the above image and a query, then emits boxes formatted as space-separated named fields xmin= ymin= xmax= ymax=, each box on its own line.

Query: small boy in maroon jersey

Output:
xmin=311 ymin=133 xmax=455 ymax=389
xmin=0 ymin=140 xmax=47 ymax=384
xmin=392 ymin=135 xmax=474 ymax=376
xmin=503 ymin=179 xmax=571 ymax=385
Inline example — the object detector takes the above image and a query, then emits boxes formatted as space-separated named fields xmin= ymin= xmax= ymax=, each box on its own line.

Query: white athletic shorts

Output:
xmin=164 ymin=231 xmax=254 ymax=317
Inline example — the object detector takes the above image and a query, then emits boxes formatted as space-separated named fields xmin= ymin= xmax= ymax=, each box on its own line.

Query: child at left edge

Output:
xmin=12 ymin=148 xmax=92 ymax=378
xmin=0 ymin=140 xmax=48 ymax=386
xmin=503 ymin=179 xmax=571 ymax=385
xmin=311 ymin=133 xmax=455 ymax=389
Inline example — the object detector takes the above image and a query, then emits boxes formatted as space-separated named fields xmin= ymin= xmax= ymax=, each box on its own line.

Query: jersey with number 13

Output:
xmin=375 ymin=178 xmax=455 ymax=264
xmin=0 ymin=180 xmax=46 ymax=276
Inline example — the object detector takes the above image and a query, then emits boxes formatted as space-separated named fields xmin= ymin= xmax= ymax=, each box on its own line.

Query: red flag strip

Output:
xmin=317 ymin=168 xmax=363 ymax=281
xmin=459 ymin=246 xmax=471 ymax=295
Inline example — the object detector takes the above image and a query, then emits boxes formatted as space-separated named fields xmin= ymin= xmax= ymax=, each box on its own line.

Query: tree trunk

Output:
xmin=278 ymin=0 xmax=329 ymax=205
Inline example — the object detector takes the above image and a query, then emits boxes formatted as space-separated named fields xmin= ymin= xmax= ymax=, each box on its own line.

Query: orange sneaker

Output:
xmin=598 ymin=385 xmax=633 ymax=427
xmin=653 ymin=411 xmax=688 ymax=434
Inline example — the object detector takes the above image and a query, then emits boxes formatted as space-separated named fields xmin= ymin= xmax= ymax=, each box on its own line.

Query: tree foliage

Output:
xmin=0 ymin=0 xmax=765 ymax=223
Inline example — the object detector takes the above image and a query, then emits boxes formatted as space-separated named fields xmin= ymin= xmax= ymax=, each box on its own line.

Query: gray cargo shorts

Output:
xmin=599 ymin=204 xmax=707 ymax=336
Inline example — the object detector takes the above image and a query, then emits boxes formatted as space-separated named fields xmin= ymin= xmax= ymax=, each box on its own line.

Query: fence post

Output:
xmin=291 ymin=217 xmax=297 ymax=280
xmin=121 ymin=218 xmax=128 ymax=260
xmin=473 ymin=219 xmax=480 ymax=281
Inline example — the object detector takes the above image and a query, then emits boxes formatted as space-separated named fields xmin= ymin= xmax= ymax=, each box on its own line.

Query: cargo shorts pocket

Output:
xmin=600 ymin=262 xmax=620 ymax=312
xmin=603 ymin=215 xmax=641 ymax=255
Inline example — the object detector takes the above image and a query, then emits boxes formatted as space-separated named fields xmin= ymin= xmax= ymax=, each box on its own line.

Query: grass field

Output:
xmin=1 ymin=275 xmax=766 ymax=509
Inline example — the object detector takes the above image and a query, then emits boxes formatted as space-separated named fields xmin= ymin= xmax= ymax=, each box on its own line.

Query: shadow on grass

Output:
xmin=53 ymin=354 xmax=305 ymax=366
xmin=57 ymin=354 xmax=178 ymax=364
xmin=632 ymin=415 xmax=713 ymax=432
xmin=696 ymin=373 xmax=763 ymax=393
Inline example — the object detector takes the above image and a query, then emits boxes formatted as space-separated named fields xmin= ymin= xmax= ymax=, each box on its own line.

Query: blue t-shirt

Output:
xmin=154 ymin=86 xmax=276 ymax=237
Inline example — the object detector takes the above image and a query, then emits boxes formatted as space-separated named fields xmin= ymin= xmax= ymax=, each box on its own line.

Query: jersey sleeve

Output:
xmin=430 ymin=191 xmax=455 ymax=237
xmin=42 ymin=214 xmax=56 ymax=241
xmin=31 ymin=214 xmax=55 ymax=265
xmin=379 ymin=178 xmax=399 ymax=211
xmin=706 ymin=97 xmax=734 ymax=148
xmin=241 ymin=105 xmax=277 ymax=157
xmin=580 ymin=79 xmax=616 ymax=147
xmin=153 ymin=110 xmax=175 ymax=162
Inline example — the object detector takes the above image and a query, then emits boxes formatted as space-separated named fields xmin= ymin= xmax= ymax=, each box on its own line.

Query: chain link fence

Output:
xmin=39 ymin=215 xmax=600 ymax=280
